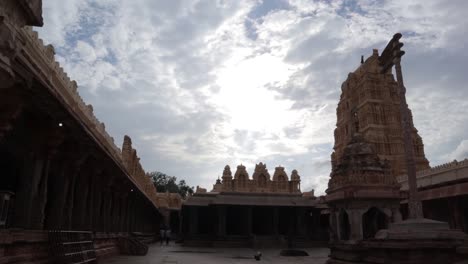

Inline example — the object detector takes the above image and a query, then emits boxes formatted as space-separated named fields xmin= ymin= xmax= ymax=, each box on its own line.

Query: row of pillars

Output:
xmin=0 ymin=99 xmax=160 ymax=233
xmin=185 ymin=206 xmax=318 ymax=238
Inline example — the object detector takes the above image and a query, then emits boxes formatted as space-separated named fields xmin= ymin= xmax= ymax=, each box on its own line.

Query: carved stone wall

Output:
xmin=209 ymin=162 xmax=301 ymax=194
xmin=121 ymin=135 xmax=159 ymax=208
xmin=331 ymin=49 xmax=429 ymax=177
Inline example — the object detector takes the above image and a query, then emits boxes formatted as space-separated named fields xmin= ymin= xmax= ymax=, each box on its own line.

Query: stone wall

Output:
xmin=397 ymin=159 xmax=468 ymax=190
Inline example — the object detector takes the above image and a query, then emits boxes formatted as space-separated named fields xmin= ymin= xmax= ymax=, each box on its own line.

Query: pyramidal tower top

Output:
xmin=330 ymin=48 xmax=429 ymax=177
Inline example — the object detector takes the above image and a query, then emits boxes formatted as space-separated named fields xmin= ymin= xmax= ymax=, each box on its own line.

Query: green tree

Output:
xmin=147 ymin=171 xmax=194 ymax=198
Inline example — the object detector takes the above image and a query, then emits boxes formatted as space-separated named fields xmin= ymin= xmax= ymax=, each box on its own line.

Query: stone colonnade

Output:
xmin=328 ymin=204 xmax=401 ymax=242
xmin=0 ymin=0 xmax=161 ymax=234
xmin=0 ymin=87 xmax=160 ymax=233
xmin=182 ymin=205 xmax=329 ymax=243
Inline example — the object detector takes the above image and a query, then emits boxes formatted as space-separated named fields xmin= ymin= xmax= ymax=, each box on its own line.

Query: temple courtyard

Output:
xmin=104 ymin=244 xmax=329 ymax=264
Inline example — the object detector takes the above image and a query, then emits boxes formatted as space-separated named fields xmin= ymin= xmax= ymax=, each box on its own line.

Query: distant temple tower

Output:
xmin=331 ymin=49 xmax=429 ymax=177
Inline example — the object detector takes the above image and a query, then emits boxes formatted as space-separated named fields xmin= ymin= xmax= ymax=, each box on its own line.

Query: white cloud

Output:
xmin=447 ymin=140 xmax=468 ymax=162
xmin=34 ymin=0 xmax=468 ymax=194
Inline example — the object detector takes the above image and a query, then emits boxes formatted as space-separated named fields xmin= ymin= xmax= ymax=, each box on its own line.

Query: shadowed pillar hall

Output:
xmin=0 ymin=0 xmax=164 ymax=262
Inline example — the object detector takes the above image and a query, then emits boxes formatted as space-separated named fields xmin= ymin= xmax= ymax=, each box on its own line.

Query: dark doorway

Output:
xmin=362 ymin=207 xmax=388 ymax=239
xmin=252 ymin=207 xmax=274 ymax=235
xmin=226 ymin=206 xmax=245 ymax=235
xmin=170 ymin=210 xmax=180 ymax=234
xmin=278 ymin=207 xmax=293 ymax=235
xmin=197 ymin=207 xmax=215 ymax=235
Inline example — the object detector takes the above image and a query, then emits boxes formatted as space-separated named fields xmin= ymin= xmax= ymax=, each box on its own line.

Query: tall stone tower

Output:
xmin=331 ymin=49 xmax=429 ymax=177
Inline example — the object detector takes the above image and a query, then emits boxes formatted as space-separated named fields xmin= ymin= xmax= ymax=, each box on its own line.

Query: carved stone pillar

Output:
xmin=29 ymin=156 xmax=49 ymax=229
xmin=63 ymin=156 xmax=89 ymax=230
xmin=349 ymin=209 xmax=364 ymax=241
xmin=44 ymin=155 xmax=69 ymax=229
xmin=72 ymin=168 xmax=92 ymax=230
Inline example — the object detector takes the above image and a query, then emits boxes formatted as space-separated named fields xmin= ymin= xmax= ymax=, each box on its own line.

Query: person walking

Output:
xmin=160 ymin=225 xmax=166 ymax=246
xmin=165 ymin=228 xmax=171 ymax=245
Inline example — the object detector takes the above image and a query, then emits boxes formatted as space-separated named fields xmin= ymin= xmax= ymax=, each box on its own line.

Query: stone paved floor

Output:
xmin=104 ymin=244 xmax=330 ymax=264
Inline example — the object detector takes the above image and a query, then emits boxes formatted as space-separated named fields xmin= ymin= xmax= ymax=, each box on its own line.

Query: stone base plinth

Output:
xmin=328 ymin=219 xmax=468 ymax=264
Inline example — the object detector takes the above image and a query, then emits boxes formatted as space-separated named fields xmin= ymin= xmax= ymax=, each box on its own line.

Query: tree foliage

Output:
xmin=147 ymin=171 xmax=194 ymax=198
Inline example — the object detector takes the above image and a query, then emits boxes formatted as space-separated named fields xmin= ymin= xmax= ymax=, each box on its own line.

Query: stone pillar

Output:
xmin=102 ymin=188 xmax=113 ymax=232
xmin=44 ymin=157 xmax=70 ymax=229
xmin=118 ymin=193 xmax=128 ymax=232
xmin=30 ymin=153 xmax=53 ymax=230
xmin=273 ymin=207 xmax=279 ymax=236
xmin=125 ymin=193 xmax=133 ymax=232
xmin=84 ymin=169 xmax=101 ymax=230
xmin=63 ymin=157 xmax=88 ymax=230
xmin=328 ymin=210 xmax=337 ymax=242
xmin=349 ymin=209 xmax=364 ymax=241
xmin=217 ymin=206 xmax=226 ymax=237
xmin=296 ymin=207 xmax=306 ymax=236
xmin=448 ymin=197 xmax=463 ymax=230
xmin=246 ymin=206 xmax=252 ymax=236
xmin=13 ymin=152 xmax=38 ymax=228
xmin=91 ymin=175 xmax=105 ymax=231
xmin=189 ymin=207 xmax=198 ymax=236
xmin=72 ymin=171 xmax=92 ymax=230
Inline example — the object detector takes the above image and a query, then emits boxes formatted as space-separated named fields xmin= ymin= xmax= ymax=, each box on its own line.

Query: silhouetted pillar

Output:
xmin=273 ymin=207 xmax=279 ymax=236
xmin=91 ymin=174 xmax=105 ymax=231
xmin=72 ymin=169 xmax=92 ymax=230
xmin=189 ymin=207 xmax=198 ymax=236
xmin=246 ymin=206 xmax=252 ymax=236
xmin=44 ymin=156 xmax=71 ymax=229
xmin=217 ymin=206 xmax=226 ymax=237
xmin=118 ymin=192 xmax=128 ymax=231
xmin=63 ymin=157 xmax=88 ymax=229
xmin=296 ymin=207 xmax=306 ymax=235
xmin=102 ymin=188 xmax=113 ymax=231
xmin=349 ymin=209 xmax=364 ymax=240
xmin=30 ymin=153 xmax=53 ymax=229
xmin=449 ymin=197 xmax=463 ymax=230
xmin=13 ymin=152 xmax=39 ymax=228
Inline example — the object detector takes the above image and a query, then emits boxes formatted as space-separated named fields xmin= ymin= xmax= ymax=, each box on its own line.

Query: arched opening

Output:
xmin=362 ymin=207 xmax=388 ymax=239
xmin=339 ymin=209 xmax=350 ymax=241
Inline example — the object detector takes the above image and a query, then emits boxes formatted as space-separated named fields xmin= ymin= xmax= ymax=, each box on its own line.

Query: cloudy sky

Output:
xmin=36 ymin=0 xmax=468 ymax=195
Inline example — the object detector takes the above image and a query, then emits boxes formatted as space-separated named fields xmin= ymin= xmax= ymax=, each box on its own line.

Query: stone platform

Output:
xmin=104 ymin=244 xmax=330 ymax=264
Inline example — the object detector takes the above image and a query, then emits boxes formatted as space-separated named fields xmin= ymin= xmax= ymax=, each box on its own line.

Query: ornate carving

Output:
xmin=120 ymin=135 xmax=159 ymax=208
xmin=331 ymin=51 xmax=429 ymax=177
xmin=327 ymin=133 xmax=398 ymax=192
xmin=211 ymin=163 xmax=301 ymax=194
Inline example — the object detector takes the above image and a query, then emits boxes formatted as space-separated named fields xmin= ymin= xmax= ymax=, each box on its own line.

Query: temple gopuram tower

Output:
xmin=331 ymin=49 xmax=429 ymax=177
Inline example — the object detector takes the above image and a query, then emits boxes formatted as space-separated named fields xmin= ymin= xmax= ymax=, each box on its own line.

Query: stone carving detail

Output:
xmin=154 ymin=192 xmax=182 ymax=210
xmin=331 ymin=50 xmax=429 ymax=177
xmin=328 ymin=133 xmax=398 ymax=191
xmin=121 ymin=135 xmax=159 ymax=208
xmin=211 ymin=163 xmax=301 ymax=194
